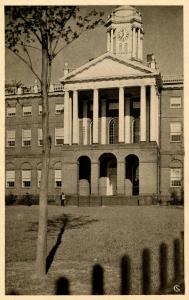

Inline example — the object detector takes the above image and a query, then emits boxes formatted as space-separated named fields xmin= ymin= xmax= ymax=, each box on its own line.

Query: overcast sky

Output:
xmin=5 ymin=5 xmax=183 ymax=85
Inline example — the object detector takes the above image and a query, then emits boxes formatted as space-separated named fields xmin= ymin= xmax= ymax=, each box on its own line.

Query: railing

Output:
xmin=162 ymin=75 xmax=183 ymax=84
xmin=5 ymin=83 xmax=64 ymax=96
xmin=7 ymin=231 xmax=184 ymax=295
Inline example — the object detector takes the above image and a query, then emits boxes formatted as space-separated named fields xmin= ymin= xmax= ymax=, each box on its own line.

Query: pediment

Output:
xmin=60 ymin=53 xmax=158 ymax=83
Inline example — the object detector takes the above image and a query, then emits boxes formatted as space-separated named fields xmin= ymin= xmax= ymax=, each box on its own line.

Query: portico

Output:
xmin=63 ymin=79 xmax=159 ymax=146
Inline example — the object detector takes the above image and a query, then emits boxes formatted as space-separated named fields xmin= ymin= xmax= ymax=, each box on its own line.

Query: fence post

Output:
xmin=180 ymin=231 xmax=184 ymax=276
xmin=173 ymin=239 xmax=181 ymax=281
xmin=120 ymin=255 xmax=131 ymax=294
xmin=92 ymin=264 xmax=104 ymax=295
xmin=159 ymin=242 xmax=168 ymax=291
xmin=142 ymin=248 xmax=151 ymax=294
xmin=55 ymin=277 xmax=70 ymax=295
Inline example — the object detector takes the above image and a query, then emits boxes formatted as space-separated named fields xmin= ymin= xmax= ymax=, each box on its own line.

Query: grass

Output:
xmin=5 ymin=205 xmax=184 ymax=295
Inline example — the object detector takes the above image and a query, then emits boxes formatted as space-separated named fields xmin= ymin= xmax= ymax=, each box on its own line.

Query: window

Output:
xmin=37 ymin=170 xmax=41 ymax=188
xmin=55 ymin=128 xmax=64 ymax=145
xmin=22 ymin=129 xmax=31 ymax=146
xmin=170 ymin=168 xmax=181 ymax=187
xmin=38 ymin=105 xmax=42 ymax=115
xmin=23 ymin=105 xmax=32 ymax=116
xmin=170 ymin=97 xmax=182 ymax=108
xmin=170 ymin=123 xmax=181 ymax=142
xmin=55 ymin=104 xmax=64 ymax=114
xmin=22 ymin=170 xmax=31 ymax=187
xmin=38 ymin=128 xmax=43 ymax=146
xmin=7 ymin=130 xmax=15 ymax=147
xmin=7 ymin=107 xmax=16 ymax=117
xmin=6 ymin=170 xmax=15 ymax=187
xmin=109 ymin=119 xmax=115 ymax=144
xmin=55 ymin=169 xmax=62 ymax=187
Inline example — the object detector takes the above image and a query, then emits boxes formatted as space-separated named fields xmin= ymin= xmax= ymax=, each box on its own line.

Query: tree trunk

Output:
xmin=36 ymin=15 xmax=51 ymax=276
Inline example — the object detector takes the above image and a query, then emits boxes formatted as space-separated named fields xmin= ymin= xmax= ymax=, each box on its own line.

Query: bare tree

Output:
xmin=5 ymin=6 xmax=104 ymax=277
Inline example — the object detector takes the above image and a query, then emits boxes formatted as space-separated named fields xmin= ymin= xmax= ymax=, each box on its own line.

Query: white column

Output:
xmin=73 ymin=90 xmax=79 ymax=144
xmin=110 ymin=28 xmax=114 ymax=53
xmin=155 ymin=93 xmax=160 ymax=145
xmin=69 ymin=96 xmax=72 ymax=145
xmin=125 ymin=98 xmax=131 ymax=143
xmin=140 ymin=85 xmax=146 ymax=142
xmin=140 ymin=34 xmax=143 ymax=60
xmin=107 ymin=30 xmax=110 ymax=52
xmin=93 ymin=89 xmax=99 ymax=143
xmin=64 ymin=90 xmax=69 ymax=144
xmin=137 ymin=28 xmax=141 ymax=59
xmin=83 ymin=101 xmax=88 ymax=145
xmin=132 ymin=27 xmax=136 ymax=58
xmin=101 ymin=99 xmax=106 ymax=144
xmin=150 ymin=85 xmax=156 ymax=142
xmin=119 ymin=87 xmax=125 ymax=143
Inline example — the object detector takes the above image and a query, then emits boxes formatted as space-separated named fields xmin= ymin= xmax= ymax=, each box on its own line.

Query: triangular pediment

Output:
xmin=60 ymin=53 xmax=158 ymax=83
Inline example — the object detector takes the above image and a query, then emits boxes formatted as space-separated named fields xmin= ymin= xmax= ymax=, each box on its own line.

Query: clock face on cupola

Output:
xmin=105 ymin=5 xmax=144 ymax=60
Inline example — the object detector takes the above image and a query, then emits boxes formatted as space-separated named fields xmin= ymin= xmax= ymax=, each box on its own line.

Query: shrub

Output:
xmin=16 ymin=193 xmax=34 ymax=206
xmin=5 ymin=193 xmax=17 ymax=205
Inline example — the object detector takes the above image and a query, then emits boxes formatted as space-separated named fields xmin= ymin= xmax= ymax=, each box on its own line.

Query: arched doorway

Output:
xmin=125 ymin=154 xmax=139 ymax=195
xmin=99 ymin=153 xmax=117 ymax=195
xmin=78 ymin=156 xmax=91 ymax=195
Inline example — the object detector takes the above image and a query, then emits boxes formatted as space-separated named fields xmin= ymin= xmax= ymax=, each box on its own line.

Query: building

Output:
xmin=5 ymin=6 xmax=184 ymax=205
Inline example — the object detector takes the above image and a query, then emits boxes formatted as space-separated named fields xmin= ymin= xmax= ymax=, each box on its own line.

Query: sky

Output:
xmin=5 ymin=5 xmax=183 ymax=85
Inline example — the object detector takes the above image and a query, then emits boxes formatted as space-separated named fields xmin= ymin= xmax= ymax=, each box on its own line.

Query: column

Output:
xmin=119 ymin=87 xmax=125 ymax=143
xmin=132 ymin=27 xmax=136 ymax=58
xmin=140 ymin=85 xmax=146 ymax=142
xmin=125 ymin=98 xmax=131 ymax=143
xmin=101 ymin=99 xmax=107 ymax=144
xmin=83 ymin=101 xmax=88 ymax=145
xmin=150 ymin=85 xmax=156 ymax=142
xmin=137 ymin=28 xmax=141 ymax=59
xmin=107 ymin=30 xmax=110 ymax=52
xmin=64 ymin=90 xmax=69 ymax=144
xmin=73 ymin=90 xmax=79 ymax=144
xmin=140 ymin=34 xmax=143 ymax=60
xmin=93 ymin=89 xmax=99 ymax=143
xmin=110 ymin=28 xmax=114 ymax=53
xmin=69 ymin=96 xmax=72 ymax=145
xmin=155 ymin=93 xmax=160 ymax=144
xmin=91 ymin=162 xmax=99 ymax=195
xmin=117 ymin=161 xmax=125 ymax=194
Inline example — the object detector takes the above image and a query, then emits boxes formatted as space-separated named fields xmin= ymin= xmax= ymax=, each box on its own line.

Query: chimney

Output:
xmin=64 ymin=62 xmax=69 ymax=76
xmin=147 ymin=53 xmax=156 ymax=69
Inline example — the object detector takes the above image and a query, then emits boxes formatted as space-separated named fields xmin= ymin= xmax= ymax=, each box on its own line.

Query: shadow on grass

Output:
xmin=26 ymin=214 xmax=99 ymax=273
xmin=27 ymin=213 xmax=99 ymax=235
xmin=46 ymin=217 xmax=68 ymax=274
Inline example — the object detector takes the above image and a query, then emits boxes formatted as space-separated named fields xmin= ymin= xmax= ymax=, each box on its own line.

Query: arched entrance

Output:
xmin=78 ymin=156 xmax=91 ymax=195
xmin=99 ymin=153 xmax=117 ymax=195
xmin=125 ymin=154 xmax=139 ymax=195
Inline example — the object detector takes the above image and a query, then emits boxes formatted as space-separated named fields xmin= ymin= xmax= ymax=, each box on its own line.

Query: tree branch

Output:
xmin=6 ymin=47 xmax=41 ymax=83
xmin=19 ymin=11 xmax=42 ymax=45
xmin=51 ymin=7 xmax=76 ymax=55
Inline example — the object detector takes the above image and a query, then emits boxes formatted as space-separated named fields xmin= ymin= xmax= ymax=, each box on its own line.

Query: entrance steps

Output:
xmin=65 ymin=195 xmax=153 ymax=206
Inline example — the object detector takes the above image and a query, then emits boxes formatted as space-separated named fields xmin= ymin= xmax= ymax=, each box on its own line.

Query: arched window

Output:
xmin=109 ymin=119 xmax=115 ymax=144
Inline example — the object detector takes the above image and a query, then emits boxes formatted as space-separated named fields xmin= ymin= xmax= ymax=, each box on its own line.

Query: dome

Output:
xmin=113 ymin=5 xmax=141 ymax=21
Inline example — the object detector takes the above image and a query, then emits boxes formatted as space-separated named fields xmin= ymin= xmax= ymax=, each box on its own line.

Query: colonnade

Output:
xmin=63 ymin=85 xmax=159 ymax=145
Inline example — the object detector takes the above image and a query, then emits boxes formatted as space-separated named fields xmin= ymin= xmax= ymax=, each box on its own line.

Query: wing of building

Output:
xmin=5 ymin=6 xmax=184 ymax=205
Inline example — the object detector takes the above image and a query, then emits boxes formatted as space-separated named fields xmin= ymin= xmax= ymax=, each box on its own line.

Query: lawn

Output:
xmin=5 ymin=205 xmax=184 ymax=295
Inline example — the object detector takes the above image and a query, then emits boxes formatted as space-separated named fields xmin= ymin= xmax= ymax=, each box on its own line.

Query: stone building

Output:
xmin=5 ymin=6 xmax=184 ymax=205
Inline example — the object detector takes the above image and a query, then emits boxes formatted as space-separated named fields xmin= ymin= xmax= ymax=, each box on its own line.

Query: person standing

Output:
xmin=60 ymin=192 xmax=66 ymax=206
